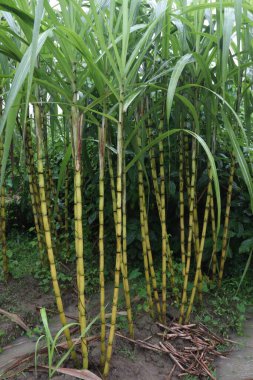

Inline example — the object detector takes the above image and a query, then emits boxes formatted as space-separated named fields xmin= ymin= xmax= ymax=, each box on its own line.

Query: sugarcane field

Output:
xmin=0 ymin=1 xmax=253 ymax=379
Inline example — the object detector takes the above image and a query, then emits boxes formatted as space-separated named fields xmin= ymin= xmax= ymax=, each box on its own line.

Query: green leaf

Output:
xmin=239 ymin=238 xmax=253 ymax=254
xmin=126 ymin=127 xmax=221 ymax=232
xmin=0 ymin=0 xmax=34 ymax=26
xmin=222 ymin=111 xmax=253 ymax=211
xmin=24 ymin=0 xmax=45 ymax=127
xmin=0 ymin=92 xmax=22 ymax=186
xmin=0 ymin=28 xmax=53 ymax=137
xmin=166 ymin=53 xmax=194 ymax=125
xmin=222 ymin=7 xmax=234 ymax=93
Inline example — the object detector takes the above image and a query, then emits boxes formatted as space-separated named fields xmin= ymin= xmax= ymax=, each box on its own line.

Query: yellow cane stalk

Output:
xmin=179 ymin=132 xmax=186 ymax=276
xmin=147 ymin=120 xmax=161 ymax=211
xmin=99 ymin=119 xmax=106 ymax=366
xmin=137 ymin=155 xmax=154 ymax=318
xmin=0 ymin=183 xmax=7 ymax=281
xmin=47 ymin=159 xmax=63 ymax=229
xmin=179 ymin=138 xmax=197 ymax=323
xmin=147 ymin=122 xmax=177 ymax=302
xmin=74 ymin=168 xmax=88 ymax=368
xmin=71 ymin=74 xmax=88 ymax=367
xmin=137 ymin=132 xmax=161 ymax=317
xmin=210 ymin=186 xmax=217 ymax=279
xmin=184 ymin=134 xmax=202 ymax=300
xmin=122 ymin=164 xmax=134 ymax=337
xmin=185 ymin=180 xmax=212 ymax=323
xmin=43 ymin=127 xmax=53 ymax=217
xmin=107 ymin=147 xmax=134 ymax=337
xmin=108 ymin=149 xmax=117 ymax=227
xmin=142 ymin=187 xmax=162 ymax=319
xmin=0 ymin=137 xmax=8 ymax=281
xmin=26 ymin=151 xmax=44 ymax=259
xmin=25 ymin=122 xmax=44 ymax=228
xmin=183 ymin=135 xmax=191 ymax=196
xmin=34 ymin=104 xmax=76 ymax=360
xmin=25 ymin=124 xmax=44 ymax=259
xmin=0 ymin=96 xmax=8 ymax=281
xmin=193 ymin=198 xmax=203 ymax=303
xmin=64 ymin=164 xmax=70 ymax=256
xmin=104 ymin=88 xmax=125 ymax=377
xmin=158 ymin=119 xmax=171 ymax=320
xmin=218 ymin=157 xmax=235 ymax=287
xmin=40 ymin=108 xmax=60 ymax=244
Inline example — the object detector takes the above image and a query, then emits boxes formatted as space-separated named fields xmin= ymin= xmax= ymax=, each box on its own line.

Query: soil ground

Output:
xmin=1 ymin=276 xmax=249 ymax=380
xmin=0 ymin=277 xmax=177 ymax=379
xmin=0 ymin=277 xmax=55 ymax=347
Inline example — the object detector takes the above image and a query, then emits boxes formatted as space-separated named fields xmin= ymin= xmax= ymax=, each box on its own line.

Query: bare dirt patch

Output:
xmin=0 ymin=276 xmax=55 ymax=347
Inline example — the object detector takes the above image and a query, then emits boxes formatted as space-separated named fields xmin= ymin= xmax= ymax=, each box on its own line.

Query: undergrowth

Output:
xmin=1 ymin=230 xmax=252 ymax=340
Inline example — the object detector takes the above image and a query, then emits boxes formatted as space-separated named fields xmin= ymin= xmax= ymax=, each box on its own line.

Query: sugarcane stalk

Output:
xmin=147 ymin=117 xmax=175 ymax=297
xmin=179 ymin=138 xmax=197 ymax=323
xmin=0 ymin=95 xmax=8 ymax=282
xmin=25 ymin=122 xmax=44 ymax=260
xmin=193 ymin=197 xmax=203 ymax=303
xmin=107 ymin=146 xmax=134 ymax=337
xmin=64 ymin=163 xmax=70 ymax=256
xmin=34 ymin=103 xmax=76 ymax=360
xmin=158 ymin=119 xmax=170 ymax=321
xmin=138 ymin=152 xmax=161 ymax=318
xmin=104 ymin=87 xmax=125 ymax=377
xmin=146 ymin=119 xmax=161 ymax=211
xmin=183 ymin=135 xmax=191 ymax=196
xmin=137 ymin=135 xmax=154 ymax=318
xmin=185 ymin=179 xmax=212 ymax=323
xmin=184 ymin=134 xmax=202 ymax=301
xmin=210 ymin=186 xmax=217 ymax=279
xmin=143 ymin=203 xmax=162 ymax=318
xmin=0 ymin=182 xmax=7 ymax=281
xmin=71 ymin=68 xmax=88 ymax=367
xmin=179 ymin=131 xmax=186 ymax=276
xmin=99 ymin=115 xmax=106 ymax=367
xmin=39 ymin=105 xmax=58 ymax=247
xmin=74 ymin=167 xmax=88 ymax=367
xmin=218 ymin=156 xmax=235 ymax=287
xmin=121 ymin=161 xmax=134 ymax=337
xmin=0 ymin=136 xmax=8 ymax=282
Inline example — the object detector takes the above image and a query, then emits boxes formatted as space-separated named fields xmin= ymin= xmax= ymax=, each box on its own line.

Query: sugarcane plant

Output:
xmin=0 ymin=0 xmax=253 ymax=377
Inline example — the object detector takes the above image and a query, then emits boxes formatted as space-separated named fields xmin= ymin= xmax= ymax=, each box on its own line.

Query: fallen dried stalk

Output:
xmin=116 ymin=321 xmax=230 ymax=379
xmin=168 ymin=364 xmax=176 ymax=380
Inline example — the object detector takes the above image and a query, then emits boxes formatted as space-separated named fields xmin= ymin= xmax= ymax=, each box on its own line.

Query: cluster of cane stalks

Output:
xmin=0 ymin=0 xmax=253 ymax=377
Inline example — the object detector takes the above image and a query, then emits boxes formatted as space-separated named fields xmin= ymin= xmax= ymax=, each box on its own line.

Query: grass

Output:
xmin=118 ymin=346 xmax=136 ymax=360
xmin=194 ymin=277 xmax=253 ymax=337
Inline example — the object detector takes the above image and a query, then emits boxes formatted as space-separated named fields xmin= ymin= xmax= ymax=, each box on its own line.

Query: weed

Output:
xmin=35 ymin=307 xmax=98 ymax=378
xmin=183 ymin=368 xmax=216 ymax=380
xmin=26 ymin=325 xmax=44 ymax=339
xmin=116 ymin=315 xmax=129 ymax=331
xmin=118 ymin=346 xmax=135 ymax=360
xmin=195 ymin=278 xmax=251 ymax=337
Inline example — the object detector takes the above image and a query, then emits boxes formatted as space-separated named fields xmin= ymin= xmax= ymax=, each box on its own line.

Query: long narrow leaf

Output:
xmin=0 ymin=28 xmax=53 ymax=137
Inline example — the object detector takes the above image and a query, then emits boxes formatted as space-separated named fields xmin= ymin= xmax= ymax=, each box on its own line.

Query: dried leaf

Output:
xmin=0 ymin=308 xmax=30 ymax=332
xmin=46 ymin=366 xmax=102 ymax=379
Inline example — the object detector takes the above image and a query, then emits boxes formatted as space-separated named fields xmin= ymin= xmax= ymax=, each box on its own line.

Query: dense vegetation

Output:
xmin=0 ymin=0 xmax=253 ymax=377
